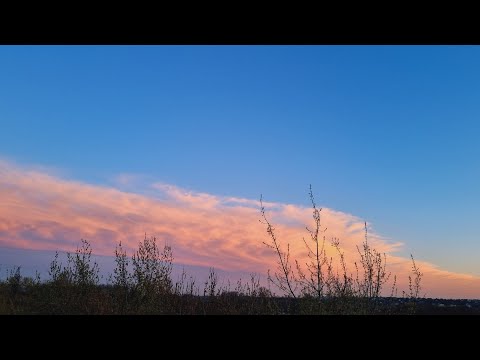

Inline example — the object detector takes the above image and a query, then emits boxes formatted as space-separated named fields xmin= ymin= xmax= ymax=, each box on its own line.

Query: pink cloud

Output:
xmin=0 ymin=158 xmax=479 ymax=298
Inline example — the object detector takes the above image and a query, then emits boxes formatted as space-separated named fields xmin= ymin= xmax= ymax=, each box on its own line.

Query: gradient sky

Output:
xmin=1 ymin=45 xmax=479 ymax=298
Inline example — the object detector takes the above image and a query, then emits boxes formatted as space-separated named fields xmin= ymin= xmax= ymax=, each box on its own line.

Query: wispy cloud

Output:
xmin=0 ymin=158 xmax=479 ymax=298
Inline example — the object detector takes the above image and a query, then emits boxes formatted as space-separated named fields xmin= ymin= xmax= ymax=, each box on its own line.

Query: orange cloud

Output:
xmin=0 ymin=158 xmax=479 ymax=298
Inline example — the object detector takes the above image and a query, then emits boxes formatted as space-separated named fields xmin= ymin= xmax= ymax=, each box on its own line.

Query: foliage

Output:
xmin=0 ymin=187 xmax=424 ymax=315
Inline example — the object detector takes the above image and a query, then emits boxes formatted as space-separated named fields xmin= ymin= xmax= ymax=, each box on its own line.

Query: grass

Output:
xmin=0 ymin=187 xmax=424 ymax=315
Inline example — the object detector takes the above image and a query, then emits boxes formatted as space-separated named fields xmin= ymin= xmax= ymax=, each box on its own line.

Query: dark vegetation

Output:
xmin=0 ymin=188 xmax=435 ymax=315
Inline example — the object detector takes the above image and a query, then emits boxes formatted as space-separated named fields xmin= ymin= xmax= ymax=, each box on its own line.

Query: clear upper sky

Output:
xmin=1 ymin=45 xmax=479 ymax=278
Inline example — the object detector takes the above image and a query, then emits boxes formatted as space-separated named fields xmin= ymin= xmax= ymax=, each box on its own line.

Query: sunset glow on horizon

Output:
xmin=1 ymin=158 xmax=479 ymax=299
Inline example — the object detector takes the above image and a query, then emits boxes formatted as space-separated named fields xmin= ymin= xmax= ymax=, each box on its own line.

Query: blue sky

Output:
xmin=0 ymin=45 xmax=479 ymax=278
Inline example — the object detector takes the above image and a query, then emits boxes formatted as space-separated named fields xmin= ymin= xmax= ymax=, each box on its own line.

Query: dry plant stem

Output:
xmin=260 ymin=195 xmax=297 ymax=298
xmin=307 ymin=185 xmax=324 ymax=298
xmin=259 ymin=186 xmax=422 ymax=314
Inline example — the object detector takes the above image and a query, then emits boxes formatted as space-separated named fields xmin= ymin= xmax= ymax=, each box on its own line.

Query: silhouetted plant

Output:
xmin=7 ymin=266 xmax=22 ymax=297
xmin=109 ymin=241 xmax=133 ymax=313
xmin=131 ymin=235 xmax=173 ymax=312
xmin=67 ymin=239 xmax=100 ymax=287
xmin=260 ymin=195 xmax=297 ymax=298
xmin=260 ymin=185 xmax=423 ymax=314
xmin=0 ymin=187 xmax=429 ymax=314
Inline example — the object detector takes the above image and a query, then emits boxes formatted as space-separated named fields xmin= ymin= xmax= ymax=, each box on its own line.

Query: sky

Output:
xmin=0 ymin=45 xmax=479 ymax=298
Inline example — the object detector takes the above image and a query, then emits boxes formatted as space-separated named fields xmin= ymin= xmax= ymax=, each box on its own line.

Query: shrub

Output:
xmin=260 ymin=185 xmax=423 ymax=314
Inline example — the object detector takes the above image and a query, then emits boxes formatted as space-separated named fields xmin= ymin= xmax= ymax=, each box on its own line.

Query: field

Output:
xmin=2 ymin=189 xmax=473 ymax=315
